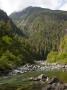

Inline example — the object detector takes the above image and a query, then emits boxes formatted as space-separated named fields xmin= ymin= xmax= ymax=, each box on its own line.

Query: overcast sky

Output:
xmin=0 ymin=0 xmax=67 ymax=15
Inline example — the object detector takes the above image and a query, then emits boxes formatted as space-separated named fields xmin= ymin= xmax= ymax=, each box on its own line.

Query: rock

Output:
xmin=64 ymin=83 xmax=67 ymax=89
xmin=32 ymin=77 xmax=40 ymax=81
xmin=29 ymin=74 xmax=49 ymax=82
xmin=37 ymin=74 xmax=48 ymax=81
xmin=42 ymin=85 xmax=52 ymax=90
xmin=8 ymin=63 xmax=67 ymax=76
xmin=42 ymin=83 xmax=67 ymax=90
xmin=48 ymin=77 xmax=60 ymax=84
xmin=19 ymin=73 xmax=67 ymax=90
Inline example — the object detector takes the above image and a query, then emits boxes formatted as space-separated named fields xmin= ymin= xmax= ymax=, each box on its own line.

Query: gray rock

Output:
xmin=37 ymin=74 xmax=48 ymax=81
xmin=48 ymin=77 xmax=60 ymax=84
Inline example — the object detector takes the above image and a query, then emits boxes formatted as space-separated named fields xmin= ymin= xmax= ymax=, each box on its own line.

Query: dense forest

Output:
xmin=0 ymin=6 xmax=67 ymax=74
xmin=0 ymin=9 xmax=34 ymax=74
xmin=10 ymin=6 xmax=67 ymax=61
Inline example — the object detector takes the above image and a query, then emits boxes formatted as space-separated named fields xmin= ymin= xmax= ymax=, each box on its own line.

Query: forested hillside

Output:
xmin=47 ymin=35 xmax=67 ymax=64
xmin=10 ymin=6 xmax=67 ymax=60
xmin=0 ymin=9 xmax=34 ymax=74
xmin=0 ymin=6 xmax=67 ymax=74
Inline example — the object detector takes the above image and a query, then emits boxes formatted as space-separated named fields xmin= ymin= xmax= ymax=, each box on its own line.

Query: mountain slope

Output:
xmin=0 ymin=9 xmax=34 ymax=75
xmin=47 ymin=34 xmax=67 ymax=64
xmin=0 ymin=10 xmax=24 ymax=36
xmin=10 ymin=6 xmax=67 ymax=60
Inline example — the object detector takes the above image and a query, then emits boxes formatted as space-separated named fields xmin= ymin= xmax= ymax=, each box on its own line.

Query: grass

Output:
xmin=0 ymin=71 xmax=67 ymax=90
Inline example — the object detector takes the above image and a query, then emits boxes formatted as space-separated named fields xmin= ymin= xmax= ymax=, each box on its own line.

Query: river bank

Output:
xmin=9 ymin=62 xmax=67 ymax=75
xmin=0 ymin=71 xmax=67 ymax=90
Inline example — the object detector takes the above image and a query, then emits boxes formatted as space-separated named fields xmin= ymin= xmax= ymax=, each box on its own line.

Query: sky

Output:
xmin=0 ymin=0 xmax=67 ymax=15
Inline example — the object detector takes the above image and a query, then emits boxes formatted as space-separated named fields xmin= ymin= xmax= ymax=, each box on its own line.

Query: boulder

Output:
xmin=37 ymin=74 xmax=48 ymax=81
xmin=48 ymin=77 xmax=60 ymax=84
xmin=42 ymin=85 xmax=52 ymax=90
xmin=64 ymin=83 xmax=67 ymax=89
xmin=33 ymin=77 xmax=40 ymax=81
xmin=29 ymin=74 xmax=48 ymax=81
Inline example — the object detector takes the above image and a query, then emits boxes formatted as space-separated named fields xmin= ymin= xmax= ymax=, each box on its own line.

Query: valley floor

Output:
xmin=0 ymin=62 xmax=67 ymax=90
xmin=0 ymin=71 xmax=67 ymax=90
xmin=9 ymin=62 xmax=67 ymax=76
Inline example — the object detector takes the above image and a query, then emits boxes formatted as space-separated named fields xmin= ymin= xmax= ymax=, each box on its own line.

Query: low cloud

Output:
xmin=0 ymin=0 xmax=67 ymax=15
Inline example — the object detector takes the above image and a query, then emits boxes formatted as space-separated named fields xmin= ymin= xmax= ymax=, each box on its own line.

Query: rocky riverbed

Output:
xmin=28 ymin=74 xmax=67 ymax=90
xmin=9 ymin=63 xmax=67 ymax=75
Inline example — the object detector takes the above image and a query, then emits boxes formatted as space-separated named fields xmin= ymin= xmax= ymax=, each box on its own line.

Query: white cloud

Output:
xmin=41 ymin=0 xmax=61 ymax=9
xmin=59 ymin=3 xmax=67 ymax=11
xmin=0 ymin=0 xmax=67 ymax=15
xmin=0 ymin=0 xmax=36 ymax=15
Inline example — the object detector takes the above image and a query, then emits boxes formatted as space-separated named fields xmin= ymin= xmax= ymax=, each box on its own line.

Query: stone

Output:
xmin=37 ymin=74 xmax=48 ymax=81
xmin=48 ymin=77 xmax=60 ymax=84
xmin=29 ymin=77 xmax=34 ymax=81
xmin=42 ymin=85 xmax=53 ymax=90
xmin=33 ymin=77 xmax=41 ymax=81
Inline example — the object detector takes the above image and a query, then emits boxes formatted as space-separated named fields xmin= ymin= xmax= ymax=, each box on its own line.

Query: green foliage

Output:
xmin=47 ymin=51 xmax=67 ymax=64
xmin=10 ymin=7 xmax=67 ymax=60
xmin=57 ymin=36 xmax=67 ymax=64
xmin=47 ymin=51 xmax=58 ymax=63
xmin=60 ymin=35 xmax=67 ymax=53
xmin=57 ymin=53 xmax=67 ymax=64
xmin=0 ymin=7 xmax=67 ymax=73
xmin=0 ymin=10 xmax=34 ymax=74
xmin=2 ymin=35 xmax=13 ymax=44
xmin=47 ymin=35 xmax=67 ymax=64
